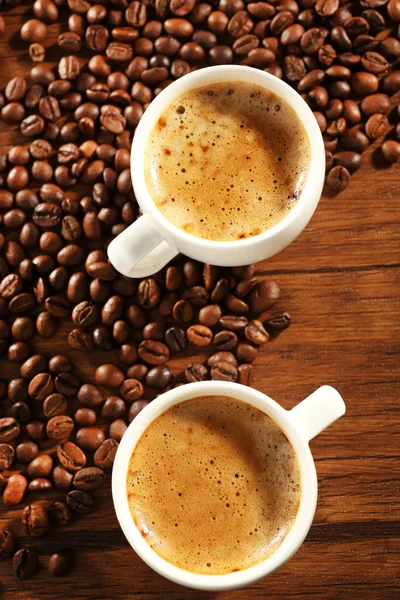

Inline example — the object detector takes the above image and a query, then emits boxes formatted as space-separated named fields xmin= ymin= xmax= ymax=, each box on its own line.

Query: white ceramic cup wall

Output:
xmin=112 ymin=381 xmax=345 ymax=591
xmin=108 ymin=65 xmax=325 ymax=278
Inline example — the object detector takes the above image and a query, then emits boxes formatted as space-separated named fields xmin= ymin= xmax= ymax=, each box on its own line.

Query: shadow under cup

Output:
xmin=112 ymin=382 xmax=320 ymax=591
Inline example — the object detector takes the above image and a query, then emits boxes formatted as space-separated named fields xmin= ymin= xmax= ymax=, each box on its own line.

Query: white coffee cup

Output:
xmin=108 ymin=65 xmax=325 ymax=278
xmin=112 ymin=381 xmax=345 ymax=591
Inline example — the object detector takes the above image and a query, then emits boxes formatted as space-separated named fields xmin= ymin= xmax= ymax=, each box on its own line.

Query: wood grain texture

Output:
xmin=0 ymin=5 xmax=400 ymax=599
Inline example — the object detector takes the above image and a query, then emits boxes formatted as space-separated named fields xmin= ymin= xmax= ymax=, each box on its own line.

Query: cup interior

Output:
xmin=130 ymin=65 xmax=325 ymax=250
xmin=112 ymin=381 xmax=318 ymax=591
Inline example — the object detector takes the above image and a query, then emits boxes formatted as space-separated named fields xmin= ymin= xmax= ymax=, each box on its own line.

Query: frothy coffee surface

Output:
xmin=127 ymin=395 xmax=301 ymax=575
xmin=145 ymin=81 xmax=310 ymax=241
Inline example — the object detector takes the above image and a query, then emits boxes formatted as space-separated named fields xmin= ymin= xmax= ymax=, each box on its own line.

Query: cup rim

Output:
xmin=131 ymin=65 xmax=325 ymax=250
xmin=112 ymin=382 xmax=318 ymax=591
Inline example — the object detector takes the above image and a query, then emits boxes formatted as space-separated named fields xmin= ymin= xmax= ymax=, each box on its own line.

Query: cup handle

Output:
xmin=107 ymin=214 xmax=178 ymax=278
xmin=289 ymin=386 xmax=346 ymax=443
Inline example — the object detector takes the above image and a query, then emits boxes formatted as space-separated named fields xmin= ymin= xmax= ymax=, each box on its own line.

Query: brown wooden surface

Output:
xmin=1 ymin=4 xmax=400 ymax=600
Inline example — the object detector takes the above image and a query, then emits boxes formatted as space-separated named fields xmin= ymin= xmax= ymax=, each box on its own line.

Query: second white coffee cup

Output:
xmin=112 ymin=381 xmax=345 ymax=590
xmin=108 ymin=65 xmax=325 ymax=278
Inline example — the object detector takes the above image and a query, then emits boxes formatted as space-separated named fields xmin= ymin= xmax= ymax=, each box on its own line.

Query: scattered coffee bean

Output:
xmin=3 ymin=473 xmax=28 ymax=505
xmin=0 ymin=529 xmax=14 ymax=560
xmin=66 ymin=490 xmax=94 ymax=514
xmin=13 ymin=548 xmax=38 ymax=580
xmin=95 ymin=364 xmax=125 ymax=388
xmin=53 ymin=466 xmax=73 ymax=491
xmin=57 ymin=441 xmax=86 ymax=471
xmin=94 ymin=438 xmax=118 ymax=470
xmin=48 ymin=550 xmax=73 ymax=576
xmin=21 ymin=503 xmax=50 ymax=537
xmin=73 ymin=467 xmax=105 ymax=491
xmin=50 ymin=501 xmax=73 ymax=526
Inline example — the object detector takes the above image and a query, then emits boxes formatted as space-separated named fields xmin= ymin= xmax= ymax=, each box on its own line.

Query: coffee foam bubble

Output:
xmin=127 ymin=395 xmax=301 ymax=575
xmin=145 ymin=82 xmax=310 ymax=241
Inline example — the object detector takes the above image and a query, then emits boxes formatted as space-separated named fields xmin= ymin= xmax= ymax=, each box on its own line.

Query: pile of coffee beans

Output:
xmin=0 ymin=257 xmax=289 ymax=578
xmin=0 ymin=0 xmax=399 ymax=198
xmin=0 ymin=0 xmax=398 ymax=582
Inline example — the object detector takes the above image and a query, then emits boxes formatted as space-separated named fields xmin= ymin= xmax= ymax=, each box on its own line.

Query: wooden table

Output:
xmin=1 ymin=5 xmax=399 ymax=600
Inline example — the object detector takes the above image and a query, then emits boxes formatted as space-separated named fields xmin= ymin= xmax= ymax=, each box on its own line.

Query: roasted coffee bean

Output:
xmin=20 ymin=354 xmax=42 ymax=379
xmin=198 ymin=304 xmax=222 ymax=327
xmin=76 ymin=427 xmax=106 ymax=451
xmin=29 ymin=478 xmax=52 ymax=491
xmin=143 ymin=322 xmax=165 ymax=341
xmin=172 ymin=299 xmax=193 ymax=322
xmin=93 ymin=438 xmax=118 ymax=470
xmin=3 ymin=473 xmax=28 ymax=505
xmin=249 ymin=280 xmax=280 ymax=312
xmin=43 ymin=393 xmax=67 ymax=417
xmin=138 ymin=340 xmax=170 ymax=365
xmin=342 ymin=100 xmax=361 ymax=125
xmin=49 ymin=355 xmax=71 ymax=375
xmin=46 ymin=415 xmax=74 ymax=440
xmin=351 ymin=71 xmax=379 ymax=95
xmin=236 ymin=342 xmax=258 ymax=363
xmin=165 ymin=327 xmax=187 ymax=352
xmin=219 ymin=315 xmax=248 ymax=331
xmin=21 ymin=503 xmax=49 ymax=537
xmin=50 ymin=501 xmax=73 ymax=526
xmin=381 ymin=71 xmax=400 ymax=95
xmin=211 ymin=361 xmax=238 ymax=382
xmin=101 ymin=396 xmax=126 ymax=420
xmin=78 ymin=384 xmax=103 ymax=407
xmin=361 ymin=51 xmax=388 ymax=74
xmin=128 ymin=400 xmax=149 ymax=422
xmin=120 ymin=379 xmax=144 ymax=402
xmin=68 ymin=328 xmax=93 ymax=351
xmin=244 ymin=320 xmax=270 ymax=345
xmin=109 ymin=419 xmax=128 ymax=441
xmin=326 ymin=165 xmax=350 ymax=193
xmin=360 ymin=93 xmax=390 ymax=116
xmin=16 ymin=441 xmax=39 ymax=463
xmin=0 ymin=443 xmax=15 ymax=469
xmin=238 ymin=363 xmax=253 ymax=385
xmin=0 ymin=417 xmax=20 ymax=442
xmin=381 ymin=140 xmax=400 ymax=163
xmin=28 ymin=455 xmax=53 ymax=478
xmin=0 ymin=273 xmax=23 ymax=298
xmin=26 ymin=421 xmax=46 ymax=443
xmin=48 ymin=550 xmax=73 ymax=577
xmin=55 ymin=372 xmax=79 ymax=396
xmin=212 ymin=330 xmax=237 ymax=350
xmin=0 ymin=529 xmax=14 ymax=560
xmin=13 ymin=548 xmax=38 ymax=580
xmin=185 ymin=362 xmax=209 ymax=382
xmin=333 ymin=151 xmax=361 ymax=173
xmin=126 ymin=364 xmax=148 ymax=382
xmin=95 ymin=364 xmax=125 ymax=388
xmin=73 ymin=467 xmax=105 ymax=491
xmin=71 ymin=301 xmax=98 ymax=327
xmin=66 ymin=490 xmax=94 ymax=514
xmin=146 ymin=366 xmax=173 ymax=389
xmin=74 ymin=408 xmax=97 ymax=427
xmin=208 ymin=351 xmax=238 ymax=368
xmin=28 ymin=372 xmax=54 ymax=401
xmin=187 ymin=324 xmax=213 ymax=347
xmin=8 ymin=378 xmax=28 ymax=403
xmin=53 ymin=466 xmax=73 ymax=491
xmin=224 ymin=294 xmax=249 ymax=315
xmin=8 ymin=342 xmax=31 ymax=363
xmin=264 ymin=312 xmax=292 ymax=332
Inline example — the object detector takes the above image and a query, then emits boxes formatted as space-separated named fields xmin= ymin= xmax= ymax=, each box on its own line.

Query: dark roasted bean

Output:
xmin=185 ymin=363 xmax=208 ymax=382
